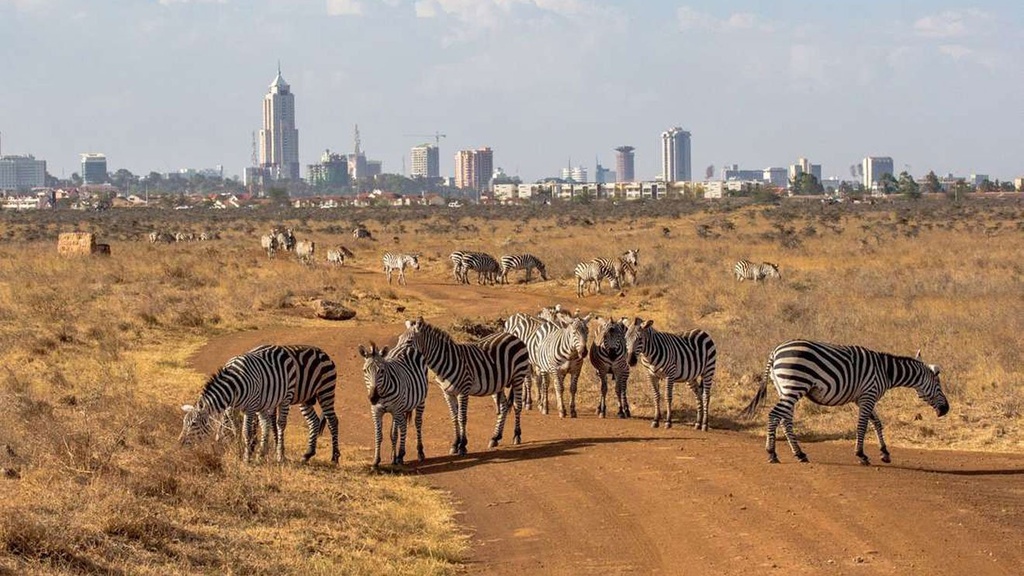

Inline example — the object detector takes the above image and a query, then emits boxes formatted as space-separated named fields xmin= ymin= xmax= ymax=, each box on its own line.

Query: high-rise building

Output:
xmin=660 ymin=128 xmax=691 ymax=182
xmin=258 ymin=66 xmax=300 ymax=181
xmin=561 ymin=165 xmax=588 ymax=183
xmin=594 ymin=162 xmax=614 ymax=185
xmin=307 ymin=149 xmax=349 ymax=188
xmin=615 ymin=146 xmax=635 ymax=182
xmin=0 ymin=155 xmax=46 ymax=190
xmin=411 ymin=144 xmax=439 ymax=179
xmin=455 ymin=147 xmax=493 ymax=192
xmin=862 ymin=156 xmax=894 ymax=189
xmin=789 ymin=157 xmax=822 ymax=183
xmin=81 ymin=153 xmax=107 ymax=184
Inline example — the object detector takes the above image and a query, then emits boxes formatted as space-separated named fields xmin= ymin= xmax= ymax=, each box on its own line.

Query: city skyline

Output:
xmin=1 ymin=1 xmax=1021 ymax=183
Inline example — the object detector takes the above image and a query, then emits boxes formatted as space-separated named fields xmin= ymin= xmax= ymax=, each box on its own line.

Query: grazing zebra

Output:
xmin=382 ymin=252 xmax=420 ymax=285
xmin=734 ymin=260 xmax=781 ymax=282
xmin=449 ymin=251 xmax=469 ymax=284
xmin=326 ymin=246 xmax=354 ymax=266
xmin=275 ymin=228 xmax=296 ymax=252
xmin=402 ymin=317 xmax=530 ymax=455
xmin=353 ymin=227 xmax=372 ymax=239
xmin=461 ymin=252 xmax=501 ymax=285
xmin=623 ymin=318 xmax=717 ymax=430
xmin=499 ymin=254 xmax=548 ymax=284
xmin=743 ymin=340 xmax=950 ymax=465
xmin=150 ymin=231 xmax=175 ymax=244
xmin=358 ymin=336 xmax=428 ymax=469
xmin=589 ymin=317 xmax=631 ymax=419
xmin=574 ymin=260 xmax=620 ymax=298
xmin=179 ymin=344 xmax=340 ymax=463
xmin=295 ymin=240 xmax=315 ymax=264
xmin=260 ymin=234 xmax=279 ymax=258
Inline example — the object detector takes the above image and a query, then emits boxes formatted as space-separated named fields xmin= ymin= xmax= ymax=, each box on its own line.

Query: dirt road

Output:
xmin=190 ymin=271 xmax=1024 ymax=575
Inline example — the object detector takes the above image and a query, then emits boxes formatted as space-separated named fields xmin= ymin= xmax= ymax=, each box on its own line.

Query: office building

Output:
xmin=455 ymin=147 xmax=493 ymax=192
xmin=81 ymin=153 xmax=107 ymax=184
xmin=789 ymin=157 xmax=822 ymax=182
xmin=862 ymin=156 xmax=894 ymax=189
xmin=561 ymin=165 xmax=588 ymax=183
xmin=661 ymin=128 xmax=691 ymax=182
xmin=411 ymin=144 xmax=439 ymax=179
xmin=0 ymin=155 xmax=46 ymax=190
xmin=258 ymin=66 xmax=300 ymax=181
xmin=307 ymin=149 xmax=349 ymax=187
xmin=615 ymin=146 xmax=635 ymax=182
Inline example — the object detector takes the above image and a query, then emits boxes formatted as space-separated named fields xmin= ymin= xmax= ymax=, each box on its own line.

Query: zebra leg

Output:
xmin=299 ymin=403 xmax=320 ymax=462
xmin=414 ymin=403 xmax=426 ymax=462
xmin=665 ymin=378 xmax=674 ymax=429
xmin=597 ymin=372 xmax=608 ymax=417
xmin=765 ymin=411 xmax=781 ymax=464
xmin=523 ymin=371 xmax=534 ymax=411
xmin=568 ymin=368 xmax=580 ymax=419
xmin=511 ymin=382 xmax=523 ymax=445
xmin=855 ymin=401 xmax=876 ymax=466
xmin=493 ymin=389 xmax=505 ymax=415
xmin=554 ymin=371 xmax=568 ymax=418
xmin=242 ymin=412 xmax=257 ymax=463
xmin=371 ymin=405 xmax=384 ymax=469
xmin=386 ymin=268 xmax=393 ymax=284
xmin=488 ymin=391 xmax=509 ymax=448
xmin=393 ymin=411 xmax=408 ymax=466
xmin=774 ymin=403 xmax=808 ymax=463
xmin=457 ymin=394 xmax=469 ymax=455
xmin=320 ymin=400 xmax=340 ymax=464
xmin=649 ymin=374 xmax=662 ymax=428
xmin=442 ymin=391 xmax=461 ymax=455
xmin=274 ymin=404 xmax=291 ymax=463
xmin=690 ymin=381 xmax=703 ymax=430
xmin=701 ymin=378 xmax=713 ymax=431
xmin=256 ymin=411 xmax=273 ymax=461
xmin=399 ymin=269 xmax=407 ymax=286
xmin=618 ymin=370 xmax=631 ymax=418
xmin=870 ymin=410 xmax=891 ymax=463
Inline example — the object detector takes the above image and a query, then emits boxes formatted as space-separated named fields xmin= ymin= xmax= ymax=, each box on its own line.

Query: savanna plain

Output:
xmin=0 ymin=198 xmax=1022 ymax=575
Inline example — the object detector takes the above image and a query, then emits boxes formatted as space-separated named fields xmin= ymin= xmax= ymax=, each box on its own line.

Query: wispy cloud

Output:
xmin=677 ymin=6 xmax=772 ymax=33
xmin=326 ymin=0 xmax=363 ymax=16
xmin=913 ymin=9 xmax=990 ymax=39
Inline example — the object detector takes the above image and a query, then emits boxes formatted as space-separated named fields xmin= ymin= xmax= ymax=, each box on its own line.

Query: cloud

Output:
xmin=677 ymin=6 xmax=772 ymax=32
xmin=913 ymin=9 xmax=990 ymax=39
xmin=326 ymin=0 xmax=363 ymax=16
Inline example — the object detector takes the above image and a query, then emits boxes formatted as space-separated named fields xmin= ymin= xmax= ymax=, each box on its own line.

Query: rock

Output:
xmin=311 ymin=299 xmax=356 ymax=321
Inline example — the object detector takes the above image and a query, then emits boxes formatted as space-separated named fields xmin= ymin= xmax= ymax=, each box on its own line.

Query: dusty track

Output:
xmin=190 ymin=268 xmax=1024 ymax=575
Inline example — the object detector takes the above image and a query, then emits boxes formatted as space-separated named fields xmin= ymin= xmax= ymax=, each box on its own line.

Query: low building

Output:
xmin=0 ymin=155 xmax=46 ymax=190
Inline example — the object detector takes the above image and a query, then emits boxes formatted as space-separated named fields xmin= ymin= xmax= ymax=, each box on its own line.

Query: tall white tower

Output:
xmin=661 ymin=127 xmax=692 ymax=182
xmin=258 ymin=66 xmax=300 ymax=181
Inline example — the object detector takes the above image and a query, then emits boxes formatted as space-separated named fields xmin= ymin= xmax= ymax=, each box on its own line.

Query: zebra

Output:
xmin=502 ymin=312 xmax=554 ymax=412
xmin=461 ymin=252 xmax=501 ymax=285
xmin=402 ymin=317 xmax=530 ymax=455
xmin=574 ymin=260 xmax=620 ymax=298
xmin=353 ymin=226 xmax=372 ymax=240
xmin=589 ymin=317 xmax=631 ymax=419
xmin=623 ymin=318 xmax=717 ymax=430
xmin=531 ymin=313 xmax=590 ymax=418
xmin=499 ymin=254 xmax=548 ymax=284
xmin=734 ymin=260 xmax=781 ymax=282
xmin=179 ymin=344 xmax=340 ymax=463
xmin=382 ymin=252 xmax=420 ymax=285
xmin=449 ymin=251 xmax=469 ymax=284
xmin=275 ymin=228 xmax=296 ymax=252
xmin=597 ymin=249 xmax=639 ymax=287
xmin=295 ymin=240 xmax=316 ymax=264
xmin=358 ymin=335 xmax=428 ymax=469
xmin=742 ymin=340 xmax=950 ymax=465
xmin=260 ymin=234 xmax=279 ymax=258
xmin=327 ymin=246 xmax=354 ymax=266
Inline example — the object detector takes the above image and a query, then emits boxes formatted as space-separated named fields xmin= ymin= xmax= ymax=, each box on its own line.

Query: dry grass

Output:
xmin=1 ymin=198 xmax=1022 ymax=571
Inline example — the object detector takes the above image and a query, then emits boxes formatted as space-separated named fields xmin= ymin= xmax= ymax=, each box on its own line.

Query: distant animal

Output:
xmin=574 ymin=260 xmax=620 ymax=298
xmin=276 ymin=228 xmax=296 ymax=252
xmin=524 ymin=310 xmax=590 ymax=418
xmin=461 ymin=252 xmax=501 ymax=285
xmin=589 ymin=316 xmax=631 ymax=418
xmin=598 ymin=249 xmax=639 ymax=287
xmin=149 ymin=231 xmax=174 ymax=244
xmin=353 ymin=227 xmax=372 ymax=240
xmin=359 ymin=334 xmax=428 ymax=469
xmin=295 ymin=240 xmax=315 ymax=264
xmin=743 ymin=340 xmax=949 ymax=465
xmin=623 ymin=318 xmax=717 ymax=430
xmin=449 ymin=251 xmax=468 ymax=283
xmin=734 ymin=260 xmax=781 ymax=282
xmin=402 ymin=317 xmax=530 ymax=455
xmin=179 ymin=344 xmax=340 ymax=463
xmin=382 ymin=252 xmax=420 ymax=285
xmin=499 ymin=254 xmax=548 ymax=284
xmin=260 ymin=234 xmax=279 ymax=258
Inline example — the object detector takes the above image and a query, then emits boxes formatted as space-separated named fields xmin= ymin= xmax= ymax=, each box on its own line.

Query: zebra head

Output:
xmin=408 ymin=254 xmax=420 ymax=270
xmin=403 ymin=317 xmax=431 ymax=352
xmin=914 ymin=351 xmax=949 ymax=417
xmin=623 ymin=249 xmax=639 ymax=267
xmin=565 ymin=314 xmax=591 ymax=360
xmin=179 ymin=399 xmax=219 ymax=445
xmin=763 ymin=262 xmax=781 ymax=280
xmin=537 ymin=262 xmax=549 ymax=281
xmin=594 ymin=317 xmax=627 ymax=359
xmin=358 ymin=342 xmax=390 ymax=405
xmin=623 ymin=317 xmax=654 ymax=367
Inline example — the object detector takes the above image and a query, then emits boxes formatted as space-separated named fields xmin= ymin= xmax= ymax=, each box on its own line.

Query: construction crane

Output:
xmin=404 ymin=131 xmax=447 ymax=148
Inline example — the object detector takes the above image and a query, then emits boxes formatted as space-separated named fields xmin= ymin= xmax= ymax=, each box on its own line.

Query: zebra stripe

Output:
xmin=295 ymin=239 xmax=315 ymax=264
xmin=180 ymin=344 xmax=340 ymax=463
xmin=403 ymin=317 xmax=531 ymax=455
xmin=734 ymin=260 xmax=781 ymax=282
xmin=260 ymin=234 xmax=279 ymax=258
xmin=358 ymin=335 xmax=428 ymax=469
xmin=501 ymin=312 xmax=550 ymax=412
xmin=449 ymin=251 xmax=469 ymax=283
xmin=574 ymin=260 xmax=619 ymax=297
xmin=743 ymin=340 xmax=949 ymax=465
xmin=499 ymin=254 xmax=548 ymax=284
xmin=589 ymin=317 xmax=631 ymax=419
xmin=460 ymin=252 xmax=500 ymax=285
xmin=623 ymin=318 xmax=717 ymax=430
xmin=530 ymin=313 xmax=590 ymax=418
xmin=382 ymin=252 xmax=420 ymax=285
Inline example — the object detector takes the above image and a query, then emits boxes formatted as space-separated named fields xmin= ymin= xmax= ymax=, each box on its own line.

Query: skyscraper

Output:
xmin=615 ymin=146 xmax=635 ymax=182
xmin=258 ymin=66 xmax=300 ymax=181
xmin=411 ymin=144 xmax=439 ymax=179
xmin=81 ymin=153 xmax=107 ymax=184
xmin=862 ymin=156 xmax=894 ymax=189
xmin=660 ymin=128 xmax=691 ymax=182
xmin=455 ymin=147 xmax=493 ymax=193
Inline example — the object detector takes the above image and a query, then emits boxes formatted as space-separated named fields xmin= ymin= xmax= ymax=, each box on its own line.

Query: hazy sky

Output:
xmin=2 ymin=0 xmax=1021 ymax=182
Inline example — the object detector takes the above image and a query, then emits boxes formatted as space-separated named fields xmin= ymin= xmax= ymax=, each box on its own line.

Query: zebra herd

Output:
xmin=149 ymin=230 xmax=220 ymax=243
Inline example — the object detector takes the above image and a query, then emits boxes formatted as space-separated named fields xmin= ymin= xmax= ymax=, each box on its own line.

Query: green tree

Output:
xmin=267 ymin=187 xmax=290 ymax=206
xmin=878 ymin=172 xmax=899 ymax=195
xmin=977 ymin=179 xmax=996 ymax=193
xmin=947 ymin=180 xmax=972 ymax=202
xmin=922 ymin=171 xmax=942 ymax=194
xmin=790 ymin=172 xmax=825 ymax=195
xmin=898 ymin=171 xmax=921 ymax=199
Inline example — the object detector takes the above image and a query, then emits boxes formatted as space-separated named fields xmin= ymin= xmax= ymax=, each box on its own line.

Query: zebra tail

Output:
xmin=741 ymin=360 xmax=772 ymax=419
xmin=315 ymin=414 xmax=327 ymax=437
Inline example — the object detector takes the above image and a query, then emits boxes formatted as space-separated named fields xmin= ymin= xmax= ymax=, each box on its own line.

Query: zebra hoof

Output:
xmin=651 ymin=421 xmax=660 ymax=428
xmin=513 ymin=435 xmax=521 ymax=445
xmin=797 ymin=453 xmax=810 ymax=463
xmin=331 ymin=453 xmax=340 ymax=464
xmin=664 ymin=421 xmax=673 ymax=429
xmin=858 ymin=457 xmax=871 ymax=466
xmin=487 ymin=439 xmax=498 ymax=449
xmin=570 ymin=410 xmax=577 ymax=419
xmin=881 ymin=453 xmax=891 ymax=464
xmin=449 ymin=446 xmax=460 ymax=455
xmin=768 ymin=455 xmax=780 ymax=464
xmin=624 ymin=409 xmax=632 ymax=418
xmin=457 ymin=447 xmax=468 ymax=456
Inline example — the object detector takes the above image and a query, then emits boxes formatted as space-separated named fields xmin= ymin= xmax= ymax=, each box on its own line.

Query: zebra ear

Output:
xmin=580 ymin=313 xmax=592 ymax=322
xmin=380 ymin=346 xmax=390 ymax=356
xmin=181 ymin=404 xmax=195 ymax=413
xmin=643 ymin=319 xmax=654 ymax=329
xmin=915 ymin=349 xmax=922 ymax=359
xmin=929 ymin=364 xmax=941 ymax=375
xmin=405 ymin=320 xmax=414 ymax=329
xmin=358 ymin=345 xmax=368 ymax=357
